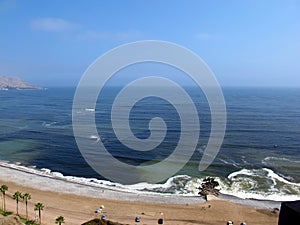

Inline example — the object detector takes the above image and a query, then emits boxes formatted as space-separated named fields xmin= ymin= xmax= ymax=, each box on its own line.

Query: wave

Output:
xmin=221 ymin=168 xmax=300 ymax=201
xmin=262 ymin=156 xmax=300 ymax=168
xmin=85 ymin=108 xmax=95 ymax=112
xmin=42 ymin=121 xmax=71 ymax=129
xmin=0 ymin=161 xmax=299 ymax=201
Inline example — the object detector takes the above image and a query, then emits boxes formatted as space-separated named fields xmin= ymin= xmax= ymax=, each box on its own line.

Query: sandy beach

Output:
xmin=0 ymin=164 xmax=280 ymax=225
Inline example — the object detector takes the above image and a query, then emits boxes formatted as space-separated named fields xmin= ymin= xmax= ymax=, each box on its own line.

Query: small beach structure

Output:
xmin=278 ymin=200 xmax=300 ymax=225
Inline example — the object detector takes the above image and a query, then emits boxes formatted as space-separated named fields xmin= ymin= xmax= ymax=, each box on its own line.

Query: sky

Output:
xmin=0 ymin=0 xmax=299 ymax=87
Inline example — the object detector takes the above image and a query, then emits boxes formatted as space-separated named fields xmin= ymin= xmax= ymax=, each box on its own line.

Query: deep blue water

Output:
xmin=0 ymin=87 xmax=299 ymax=200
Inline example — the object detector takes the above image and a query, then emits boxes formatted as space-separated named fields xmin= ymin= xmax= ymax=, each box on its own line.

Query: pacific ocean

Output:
xmin=0 ymin=87 xmax=299 ymax=201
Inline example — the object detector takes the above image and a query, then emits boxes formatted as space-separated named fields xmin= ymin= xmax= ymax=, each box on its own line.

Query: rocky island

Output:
xmin=0 ymin=76 xmax=43 ymax=90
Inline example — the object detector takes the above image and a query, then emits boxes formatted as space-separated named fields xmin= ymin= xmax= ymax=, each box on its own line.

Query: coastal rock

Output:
xmin=198 ymin=177 xmax=220 ymax=200
xmin=0 ymin=76 xmax=42 ymax=90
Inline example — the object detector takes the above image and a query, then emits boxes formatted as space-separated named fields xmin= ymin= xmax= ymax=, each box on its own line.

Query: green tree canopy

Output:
xmin=55 ymin=215 xmax=65 ymax=225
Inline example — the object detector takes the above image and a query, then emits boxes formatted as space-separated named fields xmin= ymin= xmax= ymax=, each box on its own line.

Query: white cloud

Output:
xmin=195 ymin=33 xmax=212 ymax=40
xmin=30 ymin=18 xmax=79 ymax=32
xmin=30 ymin=17 xmax=143 ymax=41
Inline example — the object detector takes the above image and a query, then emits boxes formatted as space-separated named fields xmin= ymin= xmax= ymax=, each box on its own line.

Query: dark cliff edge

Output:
xmin=0 ymin=76 xmax=43 ymax=90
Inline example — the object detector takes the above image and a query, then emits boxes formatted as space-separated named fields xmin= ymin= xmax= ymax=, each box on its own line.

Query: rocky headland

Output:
xmin=0 ymin=76 xmax=42 ymax=90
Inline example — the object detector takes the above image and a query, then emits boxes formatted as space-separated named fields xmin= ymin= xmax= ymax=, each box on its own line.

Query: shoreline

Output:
xmin=0 ymin=163 xmax=283 ymax=208
xmin=0 ymin=164 xmax=280 ymax=225
xmin=0 ymin=163 xmax=204 ymax=205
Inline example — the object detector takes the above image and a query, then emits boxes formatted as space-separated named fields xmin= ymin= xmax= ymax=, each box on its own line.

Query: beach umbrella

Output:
xmin=100 ymin=205 xmax=105 ymax=209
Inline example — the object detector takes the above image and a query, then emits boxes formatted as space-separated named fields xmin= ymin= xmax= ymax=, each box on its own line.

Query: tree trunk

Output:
xmin=16 ymin=200 xmax=18 ymax=216
xmin=39 ymin=210 xmax=41 ymax=224
xmin=3 ymin=194 xmax=5 ymax=212
xmin=25 ymin=201 xmax=28 ymax=219
xmin=2 ymin=193 xmax=5 ymax=212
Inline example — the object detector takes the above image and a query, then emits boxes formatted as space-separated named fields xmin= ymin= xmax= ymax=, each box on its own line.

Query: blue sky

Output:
xmin=0 ymin=0 xmax=299 ymax=87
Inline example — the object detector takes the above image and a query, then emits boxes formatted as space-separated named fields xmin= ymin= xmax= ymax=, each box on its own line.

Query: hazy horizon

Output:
xmin=1 ymin=0 xmax=300 ymax=87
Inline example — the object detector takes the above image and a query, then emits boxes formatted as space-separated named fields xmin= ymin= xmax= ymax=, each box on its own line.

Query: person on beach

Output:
xmin=95 ymin=208 xmax=102 ymax=213
xmin=158 ymin=218 xmax=164 ymax=224
xmin=158 ymin=212 xmax=164 ymax=224
xmin=135 ymin=216 xmax=141 ymax=222
xmin=101 ymin=214 xmax=107 ymax=220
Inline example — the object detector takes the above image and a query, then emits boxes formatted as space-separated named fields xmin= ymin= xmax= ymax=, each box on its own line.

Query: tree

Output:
xmin=0 ymin=184 xmax=8 ymax=212
xmin=55 ymin=216 xmax=65 ymax=225
xmin=22 ymin=193 xmax=31 ymax=219
xmin=12 ymin=191 xmax=22 ymax=215
xmin=34 ymin=202 xmax=44 ymax=224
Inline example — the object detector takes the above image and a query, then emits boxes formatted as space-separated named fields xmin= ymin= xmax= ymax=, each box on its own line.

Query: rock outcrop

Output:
xmin=0 ymin=76 xmax=42 ymax=90
xmin=198 ymin=177 xmax=220 ymax=200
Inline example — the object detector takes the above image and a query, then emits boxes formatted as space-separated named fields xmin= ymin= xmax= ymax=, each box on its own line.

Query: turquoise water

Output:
xmin=0 ymin=87 xmax=299 ymax=201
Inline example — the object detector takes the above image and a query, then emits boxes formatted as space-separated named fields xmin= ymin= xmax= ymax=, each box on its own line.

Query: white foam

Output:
xmin=43 ymin=121 xmax=56 ymax=127
xmin=89 ymin=135 xmax=100 ymax=141
xmin=85 ymin=108 xmax=95 ymax=112
xmin=228 ymin=168 xmax=255 ymax=179
xmin=263 ymin=168 xmax=300 ymax=187
xmin=224 ymin=168 xmax=300 ymax=201
xmin=0 ymin=162 xmax=205 ymax=205
xmin=262 ymin=156 xmax=300 ymax=168
xmin=218 ymin=158 xmax=239 ymax=168
xmin=263 ymin=156 xmax=300 ymax=163
xmin=1 ymin=160 xmax=299 ymax=202
xmin=228 ymin=168 xmax=300 ymax=187
xmin=40 ymin=168 xmax=51 ymax=174
xmin=51 ymin=172 xmax=64 ymax=178
xmin=129 ymin=175 xmax=192 ymax=192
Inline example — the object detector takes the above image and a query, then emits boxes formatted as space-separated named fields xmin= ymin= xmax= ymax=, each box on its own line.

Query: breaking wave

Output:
xmin=1 ymin=161 xmax=299 ymax=201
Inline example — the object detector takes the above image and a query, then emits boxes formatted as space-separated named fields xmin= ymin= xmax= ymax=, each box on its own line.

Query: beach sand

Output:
xmin=0 ymin=165 xmax=279 ymax=225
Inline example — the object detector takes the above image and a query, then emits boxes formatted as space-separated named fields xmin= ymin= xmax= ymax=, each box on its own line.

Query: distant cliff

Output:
xmin=0 ymin=76 xmax=43 ymax=90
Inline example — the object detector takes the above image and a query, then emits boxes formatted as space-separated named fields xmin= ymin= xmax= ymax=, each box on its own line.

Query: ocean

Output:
xmin=0 ymin=87 xmax=299 ymax=201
